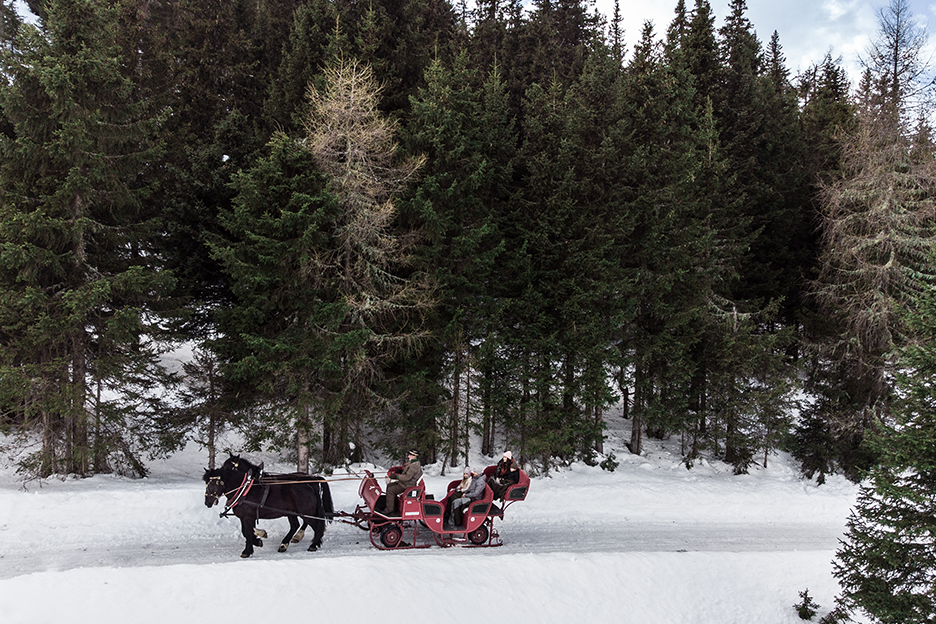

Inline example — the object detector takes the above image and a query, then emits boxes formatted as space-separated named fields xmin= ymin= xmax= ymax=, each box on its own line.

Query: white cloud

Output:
xmin=821 ymin=0 xmax=861 ymax=21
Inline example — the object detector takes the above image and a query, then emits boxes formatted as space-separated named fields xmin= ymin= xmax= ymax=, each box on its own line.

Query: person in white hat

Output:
xmin=447 ymin=466 xmax=486 ymax=527
xmin=489 ymin=451 xmax=519 ymax=500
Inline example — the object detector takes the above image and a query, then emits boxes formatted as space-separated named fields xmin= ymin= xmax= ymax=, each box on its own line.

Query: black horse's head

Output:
xmin=222 ymin=453 xmax=263 ymax=479
xmin=203 ymin=468 xmax=226 ymax=508
xmin=221 ymin=453 xmax=243 ymax=472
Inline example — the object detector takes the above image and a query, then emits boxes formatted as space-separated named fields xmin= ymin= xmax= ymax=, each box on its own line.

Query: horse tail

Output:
xmin=312 ymin=476 xmax=334 ymax=521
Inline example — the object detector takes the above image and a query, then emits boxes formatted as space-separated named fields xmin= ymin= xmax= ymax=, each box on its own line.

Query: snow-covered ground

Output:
xmin=0 ymin=414 xmax=866 ymax=624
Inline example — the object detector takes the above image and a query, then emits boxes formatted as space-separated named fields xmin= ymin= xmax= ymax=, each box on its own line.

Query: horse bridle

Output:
xmin=206 ymin=472 xmax=254 ymax=517
xmin=205 ymin=475 xmax=226 ymax=506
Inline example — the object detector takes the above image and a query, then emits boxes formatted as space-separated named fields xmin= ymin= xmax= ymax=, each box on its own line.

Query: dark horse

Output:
xmin=203 ymin=454 xmax=334 ymax=558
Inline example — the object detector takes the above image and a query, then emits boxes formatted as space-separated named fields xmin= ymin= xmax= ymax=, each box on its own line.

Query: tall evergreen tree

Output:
xmin=467 ymin=0 xmax=507 ymax=72
xmin=265 ymin=0 xmax=339 ymax=133
xmin=0 ymin=0 xmax=172 ymax=477
xmin=338 ymin=0 xmax=456 ymax=114
xmin=146 ymin=0 xmax=269 ymax=337
xmin=810 ymin=0 xmax=936 ymax=480
xmin=622 ymin=21 xmax=740 ymax=459
xmin=404 ymin=50 xmax=515 ymax=466
xmin=714 ymin=0 xmax=768 ymax=307
xmin=830 ymin=278 xmax=936 ymax=623
xmin=682 ymin=0 xmax=719 ymax=110
xmin=755 ymin=31 xmax=810 ymax=325
xmin=498 ymin=0 xmax=602 ymax=123
xmin=547 ymin=46 xmax=627 ymax=463
xmin=793 ymin=54 xmax=859 ymax=482
xmin=0 ymin=0 xmax=21 ymax=50
xmin=511 ymin=75 xmax=578 ymax=468
xmin=210 ymin=133 xmax=339 ymax=473
xmin=510 ymin=41 xmax=629 ymax=468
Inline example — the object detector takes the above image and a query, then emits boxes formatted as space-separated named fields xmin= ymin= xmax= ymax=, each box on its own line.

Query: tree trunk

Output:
xmin=93 ymin=377 xmax=108 ymax=473
xmin=297 ymin=403 xmax=311 ymax=474
xmin=69 ymin=332 xmax=89 ymax=476
xmin=450 ymin=345 xmax=461 ymax=468
xmin=463 ymin=363 xmax=471 ymax=465
xmin=628 ymin=360 xmax=644 ymax=455
xmin=481 ymin=362 xmax=493 ymax=457
xmin=41 ymin=401 xmax=54 ymax=478
xmin=593 ymin=403 xmax=603 ymax=454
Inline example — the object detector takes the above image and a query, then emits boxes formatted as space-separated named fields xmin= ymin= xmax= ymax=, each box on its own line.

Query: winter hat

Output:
xmin=463 ymin=467 xmax=472 ymax=476
xmin=502 ymin=451 xmax=512 ymax=460
xmin=407 ymin=449 xmax=419 ymax=457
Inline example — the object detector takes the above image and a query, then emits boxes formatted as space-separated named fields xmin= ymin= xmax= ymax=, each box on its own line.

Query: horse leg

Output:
xmin=279 ymin=515 xmax=300 ymax=552
xmin=240 ymin=517 xmax=262 ymax=558
xmin=307 ymin=518 xmax=325 ymax=552
xmin=291 ymin=520 xmax=308 ymax=544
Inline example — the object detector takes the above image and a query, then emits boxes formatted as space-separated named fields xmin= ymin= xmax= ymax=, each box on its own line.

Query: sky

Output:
xmin=598 ymin=0 xmax=936 ymax=86
xmin=12 ymin=0 xmax=934 ymax=89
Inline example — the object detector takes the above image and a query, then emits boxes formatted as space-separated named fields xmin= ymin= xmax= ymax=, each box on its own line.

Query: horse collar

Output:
xmin=222 ymin=473 xmax=254 ymax=516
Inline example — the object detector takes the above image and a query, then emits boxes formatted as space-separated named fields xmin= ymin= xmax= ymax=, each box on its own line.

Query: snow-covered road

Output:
xmin=0 ymin=438 xmax=863 ymax=623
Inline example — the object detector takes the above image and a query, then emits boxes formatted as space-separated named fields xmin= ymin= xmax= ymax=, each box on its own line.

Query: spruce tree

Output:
xmin=793 ymin=54 xmax=859 ymax=482
xmin=754 ymin=31 xmax=811 ymax=327
xmin=811 ymin=0 xmax=936 ymax=479
xmin=515 ymin=76 xmax=577 ymax=468
xmin=0 ymin=0 xmax=21 ymax=50
xmin=830 ymin=280 xmax=936 ymax=623
xmin=337 ymin=0 xmax=456 ymax=114
xmin=622 ymin=21 xmax=741 ymax=459
xmin=209 ymin=133 xmax=339 ymax=473
xmin=682 ymin=0 xmax=719 ymax=110
xmin=0 ymin=0 xmax=171 ymax=477
xmin=512 ymin=43 xmax=628 ymax=467
xmin=147 ymin=0 xmax=269 ymax=337
xmin=404 ymin=50 xmax=515 ymax=466
xmin=550 ymin=46 xmax=627 ymax=463
xmin=265 ymin=0 xmax=339 ymax=133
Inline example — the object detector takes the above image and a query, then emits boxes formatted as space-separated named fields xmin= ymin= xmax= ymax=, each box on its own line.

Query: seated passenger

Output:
xmin=489 ymin=451 xmax=520 ymax=500
xmin=382 ymin=449 xmax=422 ymax=516
xmin=447 ymin=467 xmax=486 ymax=527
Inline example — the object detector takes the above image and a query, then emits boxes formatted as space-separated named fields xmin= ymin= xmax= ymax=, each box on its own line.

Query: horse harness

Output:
xmin=210 ymin=471 xmax=330 ymax=523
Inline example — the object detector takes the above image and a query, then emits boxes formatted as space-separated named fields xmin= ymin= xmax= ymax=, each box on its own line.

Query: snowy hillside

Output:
xmin=0 ymin=413 xmax=866 ymax=624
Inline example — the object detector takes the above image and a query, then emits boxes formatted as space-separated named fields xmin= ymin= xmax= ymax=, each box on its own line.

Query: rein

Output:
xmin=226 ymin=498 xmax=334 ymax=523
xmin=256 ymin=476 xmax=361 ymax=486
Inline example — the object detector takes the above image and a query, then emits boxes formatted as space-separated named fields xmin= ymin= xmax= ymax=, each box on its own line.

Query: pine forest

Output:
xmin=0 ymin=0 xmax=930 ymax=488
xmin=4 ymin=0 xmax=936 ymax=618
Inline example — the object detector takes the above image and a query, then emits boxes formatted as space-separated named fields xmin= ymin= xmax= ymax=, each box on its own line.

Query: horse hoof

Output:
xmin=240 ymin=552 xmax=251 ymax=558
xmin=278 ymin=544 xmax=288 ymax=553
xmin=291 ymin=529 xmax=305 ymax=543
xmin=307 ymin=544 xmax=318 ymax=552
xmin=253 ymin=528 xmax=268 ymax=539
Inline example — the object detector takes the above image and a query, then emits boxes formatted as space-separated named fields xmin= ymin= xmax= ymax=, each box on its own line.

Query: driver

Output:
xmin=382 ymin=449 xmax=422 ymax=516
